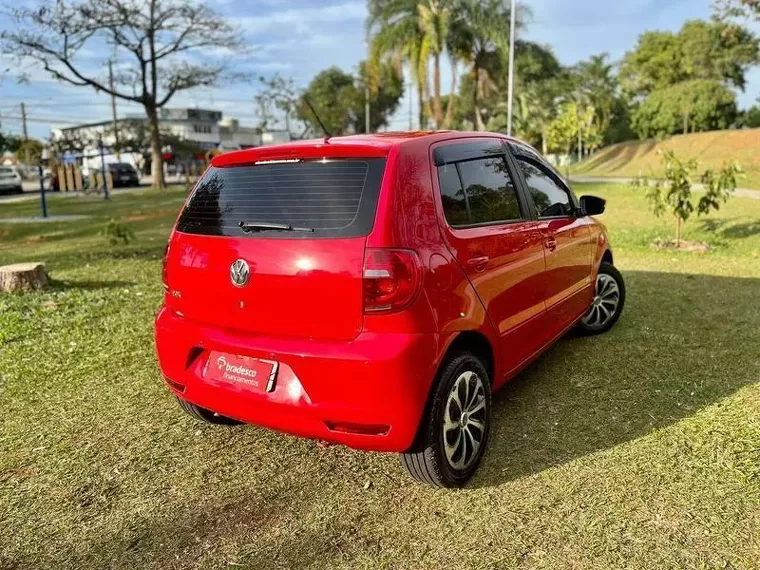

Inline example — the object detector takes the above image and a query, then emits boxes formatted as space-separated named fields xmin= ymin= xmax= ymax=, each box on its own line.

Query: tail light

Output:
xmin=161 ymin=242 xmax=170 ymax=290
xmin=363 ymin=248 xmax=422 ymax=313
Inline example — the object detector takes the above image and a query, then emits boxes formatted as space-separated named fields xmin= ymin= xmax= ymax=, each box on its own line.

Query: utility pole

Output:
xmin=108 ymin=60 xmax=120 ymax=159
xmin=506 ymin=0 xmax=516 ymax=136
xmin=99 ymin=137 xmax=109 ymax=200
xmin=20 ymin=102 xmax=28 ymax=141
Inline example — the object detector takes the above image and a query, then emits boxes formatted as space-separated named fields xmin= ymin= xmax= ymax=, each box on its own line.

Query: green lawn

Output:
xmin=1 ymin=185 xmax=759 ymax=569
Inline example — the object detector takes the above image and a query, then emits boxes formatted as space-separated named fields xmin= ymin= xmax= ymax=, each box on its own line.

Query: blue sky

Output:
xmin=1 ymin=0 xmax=758 ymax=139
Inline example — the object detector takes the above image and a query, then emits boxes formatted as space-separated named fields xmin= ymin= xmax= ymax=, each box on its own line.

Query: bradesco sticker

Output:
xmin=214 ymin=355 xmax=262 ymax=388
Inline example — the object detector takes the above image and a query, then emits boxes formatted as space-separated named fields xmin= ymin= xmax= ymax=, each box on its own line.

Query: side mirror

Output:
xmin=579 ymin=195 xmax=606 ymax=216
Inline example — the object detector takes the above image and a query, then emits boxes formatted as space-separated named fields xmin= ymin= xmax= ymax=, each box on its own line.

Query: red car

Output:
xmin=155 ymin=132 xmax=625 ymax=487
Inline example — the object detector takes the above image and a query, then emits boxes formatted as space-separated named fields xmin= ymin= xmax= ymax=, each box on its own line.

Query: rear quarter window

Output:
xmin=176 ymin=158 xmax=386 ymax=238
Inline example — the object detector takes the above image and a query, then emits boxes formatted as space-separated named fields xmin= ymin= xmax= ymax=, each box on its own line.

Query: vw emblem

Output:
xmin=230 ymin=259 xmax=250 ymax=287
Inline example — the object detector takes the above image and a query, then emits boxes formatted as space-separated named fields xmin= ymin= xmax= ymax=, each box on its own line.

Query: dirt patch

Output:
xmin=650 ymin=238 xmax=711 ymax=253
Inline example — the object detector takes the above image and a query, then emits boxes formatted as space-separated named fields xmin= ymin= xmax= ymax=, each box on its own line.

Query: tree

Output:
xmin=547 ymin=102 xmax=580 ymax=156
xmin=0 ymin=132 xmax=23 ymax=154
xmin=296 ymin=63 xmax=403 ymax=136
xmin=714 ymin=0 xmax=760 ymax=22
xmin=488 ymin=85 xmax=553 ymax=153
xmin=678 ymin=20 xmax=759 ymax=91
xmin=298 ymin=67 xmax=356 ymax=135
xmin=450 ymin=0 xmax=514 ymax=131
xmin=417 ymin=0 xmax=455 ymax=128
xmin=546 ymin=101 xmax=597 ymax=161
xmin=635 ymin=150 xmax=740 ymax=247
xmin=631 ymin=79 xmax=738 ymax=138
xmin=575 ymin=53 xmax=618 ymax=148
xmin=620 ymin=20 xmax=759 ymax=99
xmin=619 ymin=30 xmax=683 ymax=98
xmin=354 ymin=60 xmax=404 ymax=132
xmin=254 ymin=74 xmax=301 ymax=134
xmin=514 ymin=41 xmax=561 ymax=88
xmin=15 ymin=138 xmax=43 ymax=165
xmin=737 ymin=99 xmax=760 ymax=128
xmin=368 ymin=0 xmax=427 ymax=128
xmin=1 ymin=0 xmax=243 ymax=189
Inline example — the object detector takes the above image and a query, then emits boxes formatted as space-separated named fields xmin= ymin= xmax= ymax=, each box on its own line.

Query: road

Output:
xmin=0 ymin=175 xmax=188 ymax=205
xmin=569 ymin=175 xmax=760 ymax=200
xmin=5 ymin=175 xmax=759 ymax=205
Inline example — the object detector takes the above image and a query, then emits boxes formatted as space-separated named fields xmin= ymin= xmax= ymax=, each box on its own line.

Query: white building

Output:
xmin=52 ymin=107 xmax=290 ymax=152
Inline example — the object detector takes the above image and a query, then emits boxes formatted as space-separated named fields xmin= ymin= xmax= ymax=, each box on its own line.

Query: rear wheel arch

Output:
xmin=408 ymin=330 xmax=495 ymax=451
xmin=442 ymin=331 xmax=495 ymax=385
xmin=601 ymin=249 xmax=613 ymax=266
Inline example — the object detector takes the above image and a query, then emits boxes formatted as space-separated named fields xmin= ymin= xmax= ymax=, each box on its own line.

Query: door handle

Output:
xmin=545 ymin=236 xmax=557 ymax=252
xmin=467 ymin=255 xmax=490 ymax=271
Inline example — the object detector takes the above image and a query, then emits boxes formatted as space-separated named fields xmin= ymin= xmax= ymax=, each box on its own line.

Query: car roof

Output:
xmin=211 ymin=131 xmax=524 ymax=167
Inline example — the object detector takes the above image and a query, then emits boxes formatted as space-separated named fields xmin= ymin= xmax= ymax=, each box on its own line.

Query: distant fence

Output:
xmin=53 ymin=164 xmax=113 ymax=193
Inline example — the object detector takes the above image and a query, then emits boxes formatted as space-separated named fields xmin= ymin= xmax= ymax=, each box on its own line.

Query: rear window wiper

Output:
xmin=238 ymin=221 xmax=315 ymax=233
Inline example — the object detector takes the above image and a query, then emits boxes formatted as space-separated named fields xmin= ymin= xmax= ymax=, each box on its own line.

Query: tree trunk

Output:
xmin=473 ymin=67 xmax=485 ymax=131
xmin=541 ymin=132 xmax=547 ymax=156
xmin=675 ymin=216 xmax=682 ymax=248
xmin=0 ymin=262 xmax=49 ymax=292
xmin=145 ymin=103 xmax=165 ymax=190
xmin=433 ymin=53 xmax=442 ymax=129
xmin=417 ymin=82 xmax=425 ymax=130
xmin=443 ymin=60 xmax=457 ymax=129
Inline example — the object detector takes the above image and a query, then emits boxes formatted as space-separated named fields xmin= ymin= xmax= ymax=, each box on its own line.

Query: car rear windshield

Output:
xmin=176 ymin=158 xmax=386 ymax=238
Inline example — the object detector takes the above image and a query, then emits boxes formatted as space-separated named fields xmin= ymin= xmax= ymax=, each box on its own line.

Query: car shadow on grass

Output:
xmin=474 ymin=269 xmax=760 ymax=488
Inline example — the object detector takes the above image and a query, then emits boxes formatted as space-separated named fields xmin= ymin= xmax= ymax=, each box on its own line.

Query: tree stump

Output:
xmin=0 ymin=262 xmax=50 ymax=293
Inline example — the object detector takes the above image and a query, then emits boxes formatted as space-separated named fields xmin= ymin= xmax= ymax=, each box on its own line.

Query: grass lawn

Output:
xmin=1 ymin=185 xmax=759 ymax=569
xmin=571 ymin=128 xmax=760 ymax=190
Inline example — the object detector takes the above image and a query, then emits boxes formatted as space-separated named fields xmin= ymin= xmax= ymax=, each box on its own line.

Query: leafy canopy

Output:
xmin=620 ymin=19 xmax=759 ymax=98
xmin=631 ymin=79 xmax=738 ymax=138
xmin=297 ymin=63 xmax=403 ymax=136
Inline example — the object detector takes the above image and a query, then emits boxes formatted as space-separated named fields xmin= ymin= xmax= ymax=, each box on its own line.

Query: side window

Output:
xmin=515 ymin=157 xmax=574 ymax=218
xmin=436 ymin=154 xmax=522 ymax=227
xmin=438 ymin=163 xmax=469 ymax=227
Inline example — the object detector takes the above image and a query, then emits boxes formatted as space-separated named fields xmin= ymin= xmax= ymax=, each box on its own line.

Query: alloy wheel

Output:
xmin=442 ymin=370 xmax=487 ymax=470
xmin=582 ymin=273 xmax=620 ymax=330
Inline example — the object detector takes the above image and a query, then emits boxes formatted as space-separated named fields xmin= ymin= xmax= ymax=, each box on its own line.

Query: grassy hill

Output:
xmin=572 ymin=128 xmax=760 ymax=189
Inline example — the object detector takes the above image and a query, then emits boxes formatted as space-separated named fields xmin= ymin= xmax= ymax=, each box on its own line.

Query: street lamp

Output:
xmin=364 ymin=35 xmax=371 ymax=134
xmin=38 ymin=147 xmax=50 ymax=219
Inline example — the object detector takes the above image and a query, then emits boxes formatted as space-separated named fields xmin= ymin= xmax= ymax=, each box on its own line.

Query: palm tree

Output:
xmin=450 ymin=0 xmax=514 ymax=131
xmin=417 ymin=0 xmax=455 ymax=128
xmin=369 ymin=0 xmax=460 ymax=129
xmin=575 ymin=53 xmax=617 ymax=149
xmin=368 ymin=0 xmax=428 ymax=129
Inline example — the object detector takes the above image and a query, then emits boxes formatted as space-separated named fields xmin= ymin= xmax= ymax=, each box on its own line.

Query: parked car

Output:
xmin=155 ymin=132 xmax=625 ymax=487
xmin=108 ymin=162 xmax=140 ymax=187
xmin=0 ymin=166 xmax=24 ymax=194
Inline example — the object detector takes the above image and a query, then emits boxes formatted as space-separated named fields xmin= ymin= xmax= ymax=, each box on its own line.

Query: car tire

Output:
xmin=577 ymin=262 xmax=626 ymax=335
xmin=176 ymin=397 xmax=241 ymax=425
xmin=401 ymin=352 xmax=492 ymax=488
xmin=15 ymin=186 xmax=23 ymax=194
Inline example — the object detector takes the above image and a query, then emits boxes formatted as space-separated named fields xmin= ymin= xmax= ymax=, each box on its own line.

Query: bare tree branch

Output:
xmin=0 ymin=0 xmax=245 ymax=189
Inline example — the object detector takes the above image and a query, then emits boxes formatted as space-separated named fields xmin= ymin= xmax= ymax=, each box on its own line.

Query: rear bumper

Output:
xmin=154 ymin=307 xmax=439 ymax=452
